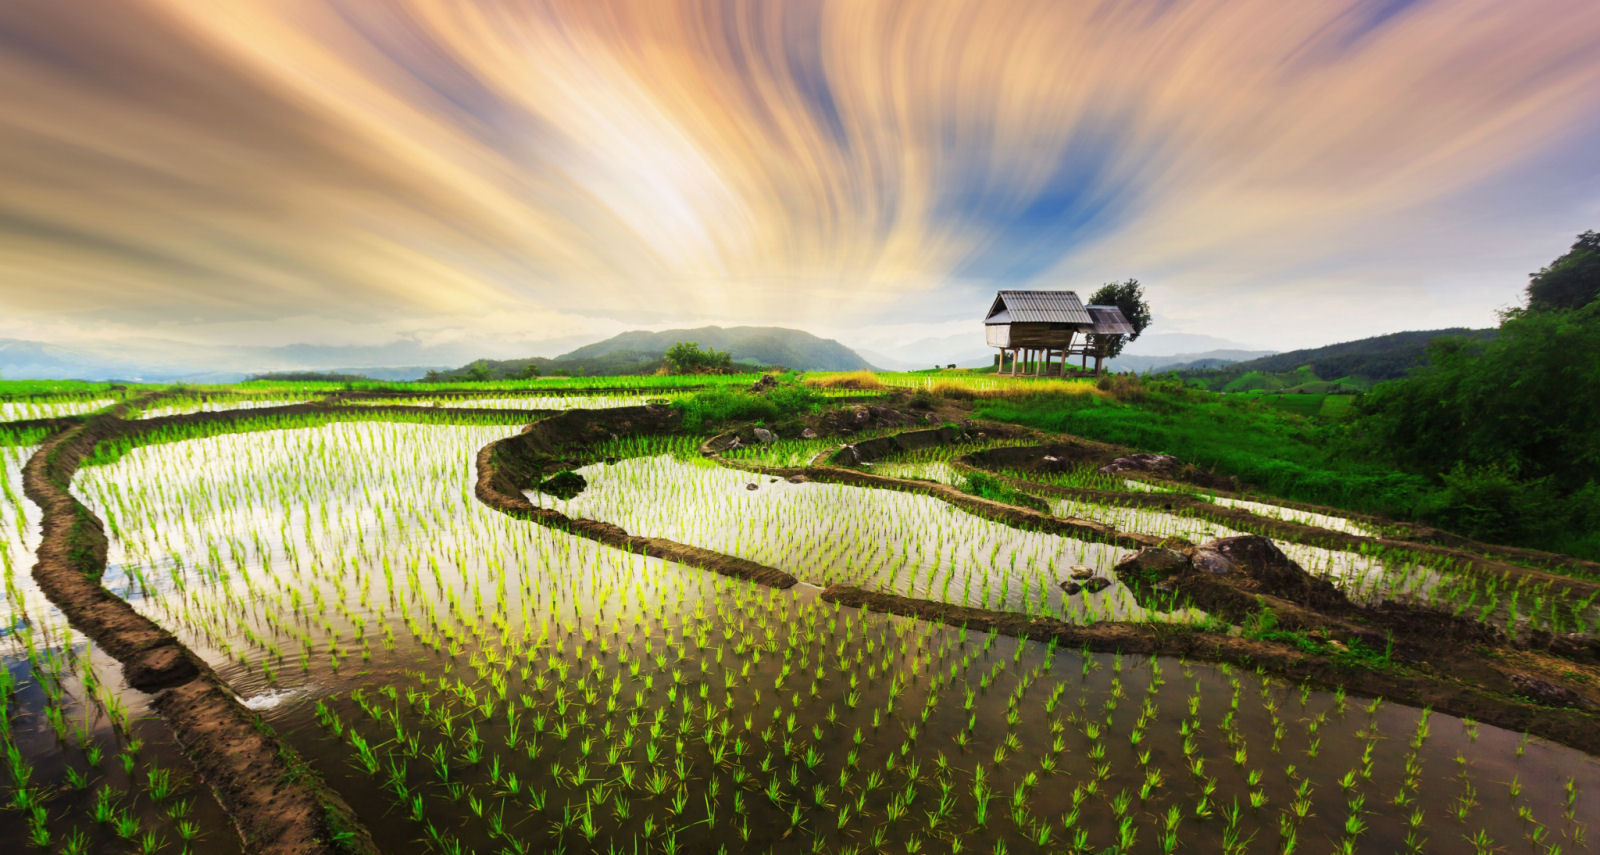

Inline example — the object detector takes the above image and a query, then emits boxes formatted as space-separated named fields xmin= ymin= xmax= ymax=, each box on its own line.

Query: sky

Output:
xmin=3 ymin=0 xmax=1600 ymax=371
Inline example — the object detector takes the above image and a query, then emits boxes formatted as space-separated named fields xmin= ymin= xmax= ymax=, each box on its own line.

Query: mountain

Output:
xmin=1108 ymin=349 xmax=1277 ymax=373
xmin=1182 ymin=328 xmax=1497 ymax=390
xmin=560 ymin=326 xmax=875 ymax=372
xmin=428 ymin=326 xmax=876 ymax=380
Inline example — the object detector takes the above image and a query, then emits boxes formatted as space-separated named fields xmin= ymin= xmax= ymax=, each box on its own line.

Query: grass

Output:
xmin=973 ymin=383 xmax=1433 ymax=522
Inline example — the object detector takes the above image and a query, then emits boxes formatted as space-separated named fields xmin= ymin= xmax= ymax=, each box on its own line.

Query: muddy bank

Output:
xmin=820 ymin=584 xmax=1600 ymax=755
xmin=23 ymin=406 xmax=378 ymax=855
xmin=474 ymin=406 xmax=797 ymax=589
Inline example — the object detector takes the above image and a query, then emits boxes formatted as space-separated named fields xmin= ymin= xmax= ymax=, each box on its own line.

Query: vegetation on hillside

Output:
xmin=1180 ymin=328 xmax=1495 ymax=391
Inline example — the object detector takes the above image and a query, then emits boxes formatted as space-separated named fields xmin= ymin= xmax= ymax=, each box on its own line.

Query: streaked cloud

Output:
xmin=2 ymin=0 xmax=1599 ymax=358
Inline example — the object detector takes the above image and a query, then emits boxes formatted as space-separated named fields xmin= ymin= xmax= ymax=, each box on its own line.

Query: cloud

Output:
xmin=2 ymin=0 xmax=1599 ymax=360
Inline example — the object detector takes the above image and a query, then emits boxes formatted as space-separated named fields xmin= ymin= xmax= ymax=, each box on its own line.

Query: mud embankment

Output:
xmin=475 ymin=406 xmax=797 ymax=589
xmin=23 ymin=405 xmax=378 ymax=855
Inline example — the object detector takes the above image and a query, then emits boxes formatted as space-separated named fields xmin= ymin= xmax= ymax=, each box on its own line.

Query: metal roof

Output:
xmin=1086 ymin=305 xmax=1135 ymax=335
xmin=984 ymin=290 xmax=1092 ymax=325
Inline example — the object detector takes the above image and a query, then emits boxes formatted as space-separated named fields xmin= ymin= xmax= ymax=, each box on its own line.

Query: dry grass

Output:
xmin=805 ymin=371 xmax=886 ymax=390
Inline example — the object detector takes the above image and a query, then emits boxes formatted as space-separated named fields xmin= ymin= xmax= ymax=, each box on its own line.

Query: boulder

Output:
xmin=1096 ymin=453 xmax=1182 ymax=475
xmin=753 ymin=427 xmax=776 ymax=444
xmin=801 ymin=428 xmax=818 ymax=439
xmin=1081 ymin=577 xmax=1112 ymax=594
xmin=745 ymin=483 xmax=759 ymax=491
xmin=1059 ymin=580 xmax=1082 ymax=595
xmin=1191 ymin=536 xmax=1347 ymax=609
xmin=786 ymin=475 xmax=810 ymax=484
xmin=1069 ymin=565 xmax=1095 ymax=580
xmin=1113 ymin=548 xmax=1190 ymax=586
xmin=751 ymin=374 xmax=779 ymax=393
xmin=537 ymin=470 xmax=587 ymax=500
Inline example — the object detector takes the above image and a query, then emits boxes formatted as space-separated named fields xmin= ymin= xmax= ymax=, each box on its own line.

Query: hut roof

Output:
xmin=984 ymin=290 xmax=1092 ymax=325
xmin=1085 ymin=305 xmax=1135 ymax=336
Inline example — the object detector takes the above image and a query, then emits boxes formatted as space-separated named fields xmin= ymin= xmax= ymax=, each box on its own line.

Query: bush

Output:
xmin=672 ymin=380 xmax=822 ymax=432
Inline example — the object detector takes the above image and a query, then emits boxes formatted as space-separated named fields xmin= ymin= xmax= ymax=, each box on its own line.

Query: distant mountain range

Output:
xmin=428 ymin=325 xmax=876 ymax=379
xmin=1179 ymin=327 xmax=1497 ymax=392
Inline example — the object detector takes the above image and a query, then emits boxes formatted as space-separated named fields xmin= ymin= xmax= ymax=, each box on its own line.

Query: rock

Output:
xmin=751 ymin=374 xmax=779 ymax=392
xmin=925 ymin=413 xmax=939 ymax=424
xmin=1113 ymin=548 xmax=1190 ymax=585
xmin=835 ymin=445 xmax=861 ymax=465
xmin=1192 ymin=536 xmax=1347 ymax=608
xmin=1510 ymin=674 xmax=1589 ymax=709
xmin=538 ymin=470 xmax=587 ymax=500
xmin=769 ymin=478 xmax=780 ymax=483
xmin=801 ymin=428 xmax=818 ymax=439
xmin=1081 ymin=577 xmax=1112 ymax=594
xmin=727 ymin=437 xmax=743 ymax=450
xmin=786 ymin=475 xmax=810 ymax=484
xmin=852 ymin=406 xmax=871 ymax=424
xmin=745 ymin=483 xmax=759 ymax=491
xmin=753 ymin=427 xmax=776 ymax=444
xmin=1097 ymin=453 xmax=1182 ymax=475
xmin=1043 ymin=455 xmax=1060 ymax=463
xmin=1070 ymin=565 xmax=1095 ymax=580
xmin=1059 ymin=581 xmax=1082 ymax=595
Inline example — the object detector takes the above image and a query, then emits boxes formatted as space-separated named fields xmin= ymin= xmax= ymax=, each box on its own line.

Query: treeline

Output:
xmin=1352 ymin=231 xmax=1600 ymax=556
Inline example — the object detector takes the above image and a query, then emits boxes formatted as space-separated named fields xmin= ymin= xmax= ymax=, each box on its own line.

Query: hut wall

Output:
xmin=985 ymin=325 xmax=1011 ymax=347
xmin=1004 ymin=323 xmax=1079 ymax=348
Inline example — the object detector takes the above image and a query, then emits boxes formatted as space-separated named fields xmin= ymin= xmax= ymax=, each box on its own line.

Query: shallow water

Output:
xmin=345 ymin=394 xmax=670 ymax=410
xmin=0 ymin=399 xmax=114 ymax=422
xmin=538 ymin=453 xmax=1180 ymax=623
xmin=134 ymin=398 xmax=314 ymax=419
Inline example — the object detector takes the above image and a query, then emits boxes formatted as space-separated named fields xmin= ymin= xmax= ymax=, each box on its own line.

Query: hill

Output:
xmin=429 ymin=326 xmax=876 ymax=380
xmin=559 ymin=326 xmax=873 ymax=372
xmin=1181 ymin=328 xmax=1496 ymax=391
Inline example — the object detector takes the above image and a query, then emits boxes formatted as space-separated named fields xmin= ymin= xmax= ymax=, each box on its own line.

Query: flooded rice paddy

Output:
xmin=0 ymin=421 xmax=1596 ymax=853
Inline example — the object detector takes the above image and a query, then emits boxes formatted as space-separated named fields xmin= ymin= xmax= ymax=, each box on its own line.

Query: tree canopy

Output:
xmin=1525 ymin=230 xmax=1600 ymax=312
xmin=664 ymin=341 xmax=732 ymax=374
xmin=1354 ymin=231 xmax=1600 ymax=553
xmin=1087 ymin=278 xmax=1152 ymax=359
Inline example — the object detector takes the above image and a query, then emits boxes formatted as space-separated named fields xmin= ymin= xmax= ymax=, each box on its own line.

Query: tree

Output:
xmin=465 ymin=359 xmax=492 ymax=382
xmin=1526 ymin=230 xmax=1600 ymax=311
xmin=1087 ymin=278 xmax=1153 ymax=360
xmin=515 ymin=362 xmax=541 ymax=380
xmin=665 ymin=341 xmax=732 ymax=374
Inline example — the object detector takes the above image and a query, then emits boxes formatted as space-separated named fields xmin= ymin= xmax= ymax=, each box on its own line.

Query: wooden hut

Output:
xmin=984 ymin=290 xmax=1093 ymax=376
xmin=1079 ymin=304 xmax=1135 ymax=375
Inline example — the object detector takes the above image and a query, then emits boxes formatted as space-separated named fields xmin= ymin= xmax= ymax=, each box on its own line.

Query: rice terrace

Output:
xmin=5 ymin=1 xmax=1600 ymax=853
xmin=0 ymin=356 xmax=1596 ymax=854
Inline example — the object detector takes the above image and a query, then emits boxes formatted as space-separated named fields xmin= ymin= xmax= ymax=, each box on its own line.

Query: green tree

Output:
xmin=1526 ymin=230 xmax=1600 ymax=311
xmin=515 ymin=362 xmax=541 ymax=380
xmin=665 ymin=341 xmax=732 ymax=374
xmin=1087 ymin=278 xmax=1153 ymax=359
xmin=465 ymin=359 xmax=492 ymax=382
